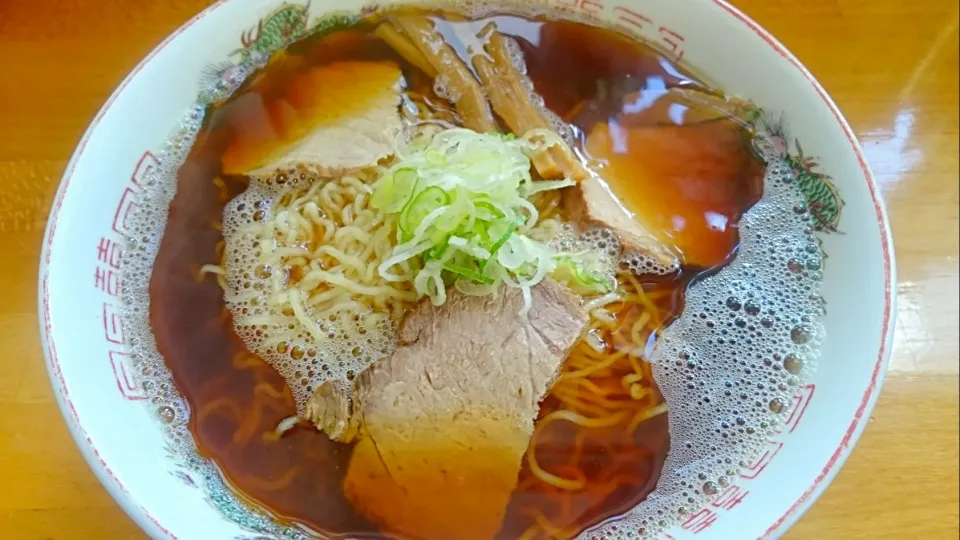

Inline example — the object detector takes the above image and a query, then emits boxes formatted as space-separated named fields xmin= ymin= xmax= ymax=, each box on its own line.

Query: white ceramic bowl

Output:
xmin=37 ymin=0 xmax=895 ymax=538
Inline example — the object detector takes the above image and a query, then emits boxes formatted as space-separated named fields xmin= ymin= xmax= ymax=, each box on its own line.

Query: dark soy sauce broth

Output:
xmin=149 ymin=8 xmax=764 ymax=538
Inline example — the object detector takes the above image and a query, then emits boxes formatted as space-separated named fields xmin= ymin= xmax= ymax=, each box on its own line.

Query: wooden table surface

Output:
xmin=0 ymin=0 xmax=956 ymax=538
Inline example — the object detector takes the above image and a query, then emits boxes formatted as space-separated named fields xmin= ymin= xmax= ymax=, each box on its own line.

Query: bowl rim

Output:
xmin=36 ymin=0 xmax=897 ymax=538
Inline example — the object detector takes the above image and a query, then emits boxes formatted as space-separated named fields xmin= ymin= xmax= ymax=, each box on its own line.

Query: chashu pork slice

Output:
xmin=575 ymin=113 xmax=765 ymax=271
xmin=306 ymin=279 xmax=589 ymax=540
xmin=565 ymin=174 xmax=680 ymax=274
xmin=562 ymin=86 xmax=763 ymax=275
xmin=221 ymin=61 xmax=405 ymax=178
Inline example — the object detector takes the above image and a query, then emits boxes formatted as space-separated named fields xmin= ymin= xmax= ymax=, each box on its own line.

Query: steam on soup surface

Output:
xmin=145 ymin=6 xmax=767 ymax=540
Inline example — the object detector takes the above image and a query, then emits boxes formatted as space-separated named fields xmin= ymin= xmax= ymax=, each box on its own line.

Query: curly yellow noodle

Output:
xmin=522 ymin=267 xmax=672 ymax=538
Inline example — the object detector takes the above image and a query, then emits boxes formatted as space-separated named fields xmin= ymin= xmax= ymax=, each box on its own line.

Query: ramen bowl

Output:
xmin=37 ymin=0 xmax=895 ymax=538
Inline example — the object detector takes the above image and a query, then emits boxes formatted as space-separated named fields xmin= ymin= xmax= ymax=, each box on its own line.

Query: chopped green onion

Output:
xmin=372 ymin=168 xmax=418 ymax=213
xmin=482 ymin=217 xmax=525 ymax=270
xmin=400 ymin=186 xmax=450 ymax=240
xmin=373 ymin=128 xmax=607 ymax=309
xmin=552 ymin=254 xmax=615 ymax=295
xmin=443 ymin=262 xmax=495 ymax=285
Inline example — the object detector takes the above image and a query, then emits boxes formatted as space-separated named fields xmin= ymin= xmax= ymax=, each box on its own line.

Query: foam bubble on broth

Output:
xmin=594 ymin=141 xmax=824 ymax=539
xmin=114 ymin=6 xmax=824 ymax=538
xmin=117 ymin=66 xmax=322 ymax=538
xmin=542 ymin=221 xmax=678 ymax=283
xmin=118 ymin=106 xmax=206 ymax=440
xmin=221 ymin=170 xmax=402 ymax=413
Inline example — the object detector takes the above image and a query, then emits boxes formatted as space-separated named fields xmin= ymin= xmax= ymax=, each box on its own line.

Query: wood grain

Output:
xmin=0 ymin=0 xmax=956 ymax=538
